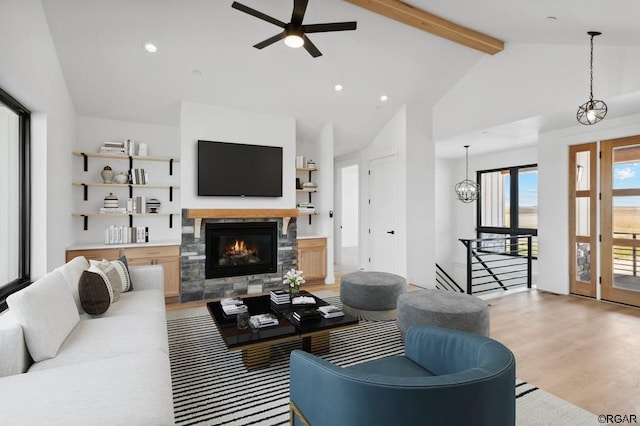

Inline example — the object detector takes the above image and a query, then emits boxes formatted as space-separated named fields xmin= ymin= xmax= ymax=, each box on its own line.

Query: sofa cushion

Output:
xmin=78 ymin=270 xmax=112 ymax=315
xmin=0 ymin=311 xmax=32 ymax=377
xmin=89 ymin=261 xmax=122 ymax=301
xmin=0 ymin=351 xmax=174 ymax=426
xmin=54 ymin=256 xmax=89 ymax=314
xmin=116 ymin=256 xmax=133 ymax=291
xmin=6 ymin=271 xmax=80 ymax=362
xmin=28 ymin=312 xmax=169 ymax=372
xmin=90 ymin=257 xmax=132 ymax=293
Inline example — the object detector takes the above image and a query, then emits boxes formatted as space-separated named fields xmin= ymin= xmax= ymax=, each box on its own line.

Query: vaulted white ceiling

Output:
xmin=40 ymin=0 xmax=640 ymax=157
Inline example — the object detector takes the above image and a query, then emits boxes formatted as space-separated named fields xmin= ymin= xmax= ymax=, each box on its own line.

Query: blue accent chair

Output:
xmin=289 ymin=325 xmax=515 ymax=426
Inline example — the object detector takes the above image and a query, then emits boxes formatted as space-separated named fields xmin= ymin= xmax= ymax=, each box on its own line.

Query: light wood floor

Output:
xmin=167 ymin=283 xmax=640 ymax=416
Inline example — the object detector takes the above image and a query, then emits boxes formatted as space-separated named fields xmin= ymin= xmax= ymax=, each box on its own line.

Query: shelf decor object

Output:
xmin=454 ymin=145 xmax=479 ymax=203
xmin=576 ymin=31 xmax=607 ymax=125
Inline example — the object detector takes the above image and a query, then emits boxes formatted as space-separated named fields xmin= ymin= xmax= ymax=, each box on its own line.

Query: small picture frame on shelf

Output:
xmin=138 ymin=143 xmax=148 ymax=156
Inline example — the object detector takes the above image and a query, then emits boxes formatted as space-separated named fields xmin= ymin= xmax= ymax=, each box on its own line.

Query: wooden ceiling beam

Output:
xmin=345 ymin=0 xmax=504 ymax=55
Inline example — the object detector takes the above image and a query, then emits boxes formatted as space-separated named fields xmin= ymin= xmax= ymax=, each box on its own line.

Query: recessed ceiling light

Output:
xmin=380 ymin=95 xmax=388 ymax=102
xmin=334 ymin=84 xmax=343 ymax=91
xmin=143 ymin=42 xmax=158 ymax=53
xmin=546 ymin=16 xmax=558 ymax=20
xmin=192 ymin=69 xmax=202 ymax=76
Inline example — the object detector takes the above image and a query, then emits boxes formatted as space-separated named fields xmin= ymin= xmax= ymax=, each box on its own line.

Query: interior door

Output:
xmin=569 ymin=143 xmax=597 ymax=298
xmin=601 ymin=136 xmax=640 ymax=307
xmin=369 ymin=155 xmax=399 ymax=274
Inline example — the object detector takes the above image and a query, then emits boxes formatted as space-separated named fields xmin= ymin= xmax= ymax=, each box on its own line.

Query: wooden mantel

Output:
xmin=187 ymin=208 xmax=299 ymax=219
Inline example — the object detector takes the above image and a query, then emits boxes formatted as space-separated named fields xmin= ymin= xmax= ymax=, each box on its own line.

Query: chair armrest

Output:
xmin=129 ymin=265 xmax=164 ymax=292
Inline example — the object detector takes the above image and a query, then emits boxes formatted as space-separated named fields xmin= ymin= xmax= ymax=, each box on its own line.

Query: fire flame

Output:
xmin=225 ymin=239 xmax=257 ymax=257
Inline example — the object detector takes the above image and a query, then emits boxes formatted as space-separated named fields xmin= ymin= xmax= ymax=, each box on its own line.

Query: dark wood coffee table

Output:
xmin=207 ymin=291 xmax=359 ymax=370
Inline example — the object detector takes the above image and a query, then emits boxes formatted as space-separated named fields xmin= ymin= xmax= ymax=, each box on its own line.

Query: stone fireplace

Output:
xmin=205 ymin=222 xmax=278 ymax=279
xmin=180 ymin=209 xmax=298 ymax=302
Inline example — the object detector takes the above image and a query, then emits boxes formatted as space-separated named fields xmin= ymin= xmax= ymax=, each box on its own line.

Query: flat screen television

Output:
xmin=197 ymin=140 xmax=283 ymax=197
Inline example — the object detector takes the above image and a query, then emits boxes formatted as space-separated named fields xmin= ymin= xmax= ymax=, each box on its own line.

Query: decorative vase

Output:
xmin=101 ymin=166 xmax=114 ymax=184
xmin=103 ymin=192 xmax=118 ymax=209
xmin=289 ymin=282 xmax=300 ymax=298
xmin=146 ymin=198 xmax=161 ymax=213
xmin=113 ymin=172 xmax=129 ymax=184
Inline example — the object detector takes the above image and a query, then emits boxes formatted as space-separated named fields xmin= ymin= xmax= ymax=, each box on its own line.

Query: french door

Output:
xmin=569 ymin=143 xmax=598 ymax=297
xmin=601 ymin=136 xmax=640 ymax=306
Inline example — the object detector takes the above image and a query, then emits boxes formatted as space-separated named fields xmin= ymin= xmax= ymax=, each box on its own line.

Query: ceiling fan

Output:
xmin=231 ymin=0 xmax=357 ymax=58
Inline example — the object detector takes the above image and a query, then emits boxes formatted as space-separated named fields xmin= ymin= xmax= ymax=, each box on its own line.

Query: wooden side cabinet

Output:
xmin=66 ymin=245 xmax=180 ymax=299
xmin=297 ymin=237 xmax=327 ymax=285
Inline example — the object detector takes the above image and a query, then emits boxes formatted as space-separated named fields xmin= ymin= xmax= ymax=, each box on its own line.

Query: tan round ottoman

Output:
xmin=396 ymin=289 xmax=490 ymax=336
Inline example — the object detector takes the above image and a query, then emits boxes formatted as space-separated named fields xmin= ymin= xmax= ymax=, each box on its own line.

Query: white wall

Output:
xmin=73 ymin=116 xmax=181 ymax=244
xmin=434 ymin=43 xmax=640 ymax=142
xmin=180 ymin=101 xmax=296 ymax=209
xmin=316 ymin=124 xmax=335 ymax=284
xmin=0 ymin=0 xmax=77 ymax=277
xmin=405 ymin=102 xmax=435 ymax=287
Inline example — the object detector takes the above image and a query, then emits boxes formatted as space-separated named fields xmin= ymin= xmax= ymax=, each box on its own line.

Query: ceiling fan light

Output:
xmin=284 ymin=34 xmax=304 ymax=48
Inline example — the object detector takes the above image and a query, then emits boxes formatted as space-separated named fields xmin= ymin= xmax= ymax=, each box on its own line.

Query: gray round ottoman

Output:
xmin=397 ymin=289 xmax=490 ymax=336
xmin=340 ymin=271 xmax=406 ymax=321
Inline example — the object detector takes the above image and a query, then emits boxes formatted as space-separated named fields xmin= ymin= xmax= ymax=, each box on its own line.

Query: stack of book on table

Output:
xmin=220 ymin=297 xmax=246 ymax=315
xmin=291 ymin=296 xmax=316 ymax=305
xmin=318 ymin=305 xmax=344 ymax=319
xmin=270 ymin=290 xmax=290 ymax=305
xmin=292 ymin=307 xmax=321 ymax=323
xmin=249 ymin=313 xmax=279 ymax=328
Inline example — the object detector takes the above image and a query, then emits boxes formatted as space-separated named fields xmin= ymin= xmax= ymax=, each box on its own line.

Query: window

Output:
xmin=477 ymin=164 xmax=538 ymax=257
xmin=0 ymin=87 xmax=31 ymax=310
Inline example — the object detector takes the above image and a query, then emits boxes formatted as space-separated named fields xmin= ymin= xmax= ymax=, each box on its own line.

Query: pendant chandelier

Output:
xmin=455 ymin=145 xmax=479 ymax=203
xmin=576 ymin=31 xmax=607 ymax=125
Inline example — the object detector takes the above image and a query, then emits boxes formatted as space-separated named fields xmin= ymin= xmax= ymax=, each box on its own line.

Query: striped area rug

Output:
xmin=168 ymin=296 xmax=597 ymax=426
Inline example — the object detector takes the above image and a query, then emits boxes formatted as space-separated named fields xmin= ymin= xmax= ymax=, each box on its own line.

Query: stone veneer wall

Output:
xmin=180 ymin=209 xmax=298 ymax=302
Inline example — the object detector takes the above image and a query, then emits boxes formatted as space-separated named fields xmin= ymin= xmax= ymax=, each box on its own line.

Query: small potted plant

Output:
xmin=284 ymin=269 xmax=305 ymax=297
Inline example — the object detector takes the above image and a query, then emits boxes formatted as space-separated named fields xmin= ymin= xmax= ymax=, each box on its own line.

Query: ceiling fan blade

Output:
xmin=302 ymin=22 xmax=358 ymax=33
xmin=302 ymin=35 xmax=322 ymax=58
xmin=232 ymin=1 xmax=286 ymax=28
xmin=291 ymin=0 xmax=309 ymax=26
xmin=253 ymin=32 xmax=286 ymax=49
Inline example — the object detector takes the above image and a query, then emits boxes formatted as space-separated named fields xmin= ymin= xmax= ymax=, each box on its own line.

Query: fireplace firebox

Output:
xmin=205 ymin=222 xmax=278 ymax=279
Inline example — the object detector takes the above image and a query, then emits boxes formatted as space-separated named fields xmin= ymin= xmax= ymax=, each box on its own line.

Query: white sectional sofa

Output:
xmin=0 ymin=256 xmax=175 ymax=425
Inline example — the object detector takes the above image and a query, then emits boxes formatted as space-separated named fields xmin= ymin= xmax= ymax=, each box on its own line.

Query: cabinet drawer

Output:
xmin=123 ymin=245 xmax=179 ymax=259
xmin=66 ymin=248 xmax=121 ymax=262
xmin=297 ymin=238 xmax=327 ymax=249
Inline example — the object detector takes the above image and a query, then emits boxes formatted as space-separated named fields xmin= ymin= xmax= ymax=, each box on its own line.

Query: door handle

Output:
xmin=387 ymin=230 xmax=395 ymax=235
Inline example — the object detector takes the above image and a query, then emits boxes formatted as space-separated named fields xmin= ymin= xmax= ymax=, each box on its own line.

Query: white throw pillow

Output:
xmin=6 ymin=270 xmax=80 ymax=362
xmin=54 ymin=256 xmax=90 ymax=314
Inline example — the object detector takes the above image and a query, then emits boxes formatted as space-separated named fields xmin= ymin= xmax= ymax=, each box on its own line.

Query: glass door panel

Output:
xmin=602 ymin=136 xmax=640 ymax=306
xmin=569 ymin=143 xmax=597 ymax=297
xmin=576 ymin=242 xmax=592 ymax=283
xmin=575 ymin=197 xmax=590 ymax=236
